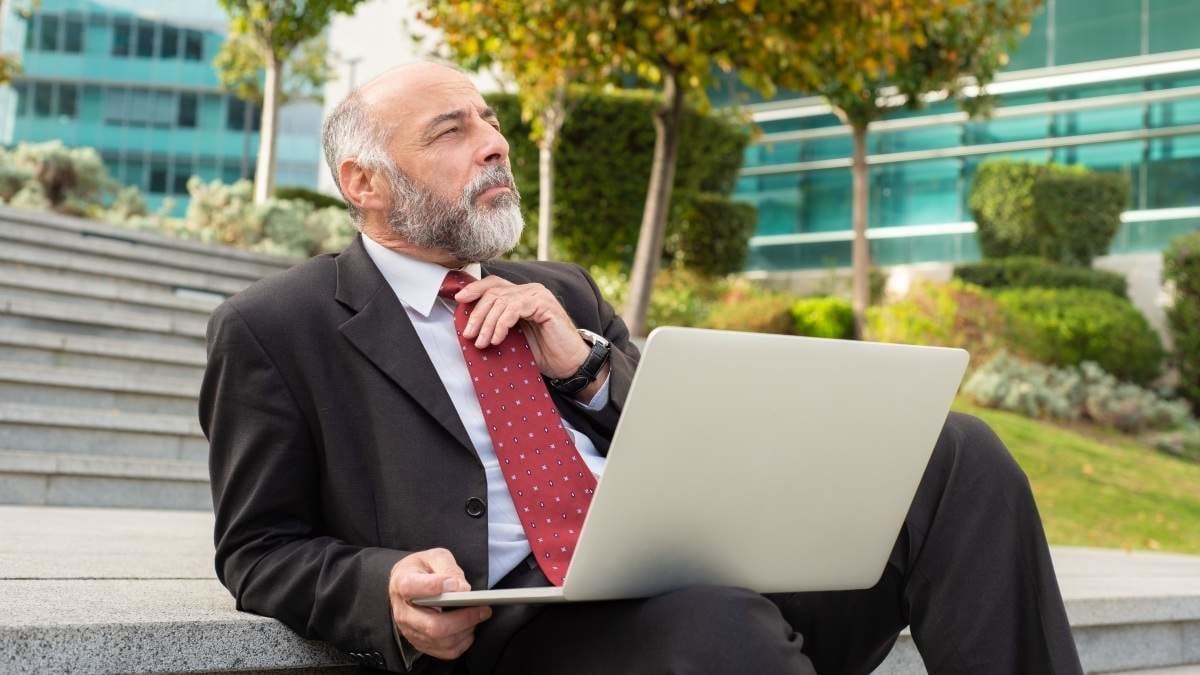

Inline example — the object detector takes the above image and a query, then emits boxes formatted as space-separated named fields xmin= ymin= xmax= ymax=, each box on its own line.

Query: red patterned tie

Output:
xmin=439 ymin=271 xmax=597 ymax=586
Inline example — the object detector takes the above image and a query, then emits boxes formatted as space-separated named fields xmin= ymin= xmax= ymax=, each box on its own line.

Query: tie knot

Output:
xmin=438 ymin=270 xmax=475 ymax=300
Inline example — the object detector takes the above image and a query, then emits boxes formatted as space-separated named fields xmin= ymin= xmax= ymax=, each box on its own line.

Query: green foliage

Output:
xmin=1150 ymin=426 xmax=1200 ymax=463
xmin=275 ymin=185 xmax=346 ymax=210
xmin=215 ymin=31 xmax=334 ymax=104
xmin=0 ymin=141 xmax=117 ymax=217
xmin=702 ymin=281 xmax=796 ymax=334
xmin=1164 ymin=230 xmax=1200 ymax=413
xmin=217 ymin=0 xmax=363 ymax=63
xmin=0 ymin=164 xmax=32 ymax=202
xmin=665 ymin=193 xmax=757 ymax=277
xmin=587 ymin=266 xmax=720 ymax=333
xmin=791 ymin=297 xmax=854 ymax=339
xmin=953 ymin=256 xmax=1128 ymax=298
xmin=995 ymin=287 xmax=1164 ymax=385
xmin=865 ymin=279 xmax=1010 ymax=365
xmin=490 ymin=91 xmax=751 ymax=270
xmin=970 ymin=159 xmax=1129 ymax=265
xmin=1032 ymin=171 xmax=1129 ymax=266
xmin=964 ymin=353 xmax=1192 ymax=434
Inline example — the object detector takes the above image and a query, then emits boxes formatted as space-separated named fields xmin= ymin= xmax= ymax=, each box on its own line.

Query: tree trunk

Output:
xmin=624 ymin=71 xmax=684 ymax=337
xmin=253 ymin=52 xmax=282 ymax=204
xmin=537 ymin=140 xmax=554 ymax=261
xmin=536 ymin=89 xmax=566 ymax=261
xmin=850 ymin=122 xmax=871 ymax=338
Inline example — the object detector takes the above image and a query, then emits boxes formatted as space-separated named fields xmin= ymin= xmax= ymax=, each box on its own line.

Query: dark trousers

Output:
xmin=469 ymin=412 xmax=1084 ymax=675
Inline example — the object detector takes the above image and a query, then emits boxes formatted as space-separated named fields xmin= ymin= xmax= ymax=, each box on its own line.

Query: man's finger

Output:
xmin=455 ymin=276 xmax=510 ymax=304
xmin=490 ymin=304 xmax=527 ymax=346
xmin=421 ymin=548 xmax=468 ymax=584
xmin=403 ymin=604 xmax=492 ymax=642
xmin=395 ymin=573 xmax=462 ymax=600
xmin=474 ymin=297 xmax=510 ymax=348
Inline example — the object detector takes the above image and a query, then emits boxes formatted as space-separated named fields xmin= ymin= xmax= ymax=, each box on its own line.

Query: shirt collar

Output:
xmin=360 ymin=233 xmax=483 ymax=317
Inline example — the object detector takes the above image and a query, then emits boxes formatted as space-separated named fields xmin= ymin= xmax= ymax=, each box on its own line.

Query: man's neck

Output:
xmin=362 ymin=227 xmax=468 ymax=270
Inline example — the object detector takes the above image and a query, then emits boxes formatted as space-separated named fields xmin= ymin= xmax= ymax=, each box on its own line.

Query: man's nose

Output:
xmin=477 ymin=123 xmax=509 ymax=166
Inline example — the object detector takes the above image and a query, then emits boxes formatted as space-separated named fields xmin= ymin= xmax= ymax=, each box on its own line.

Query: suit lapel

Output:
xmin=335 ymin=235 xmax=478 ymax=461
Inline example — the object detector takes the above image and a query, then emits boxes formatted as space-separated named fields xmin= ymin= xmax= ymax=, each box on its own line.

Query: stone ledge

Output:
xmin=0 ymin=327 xmax=206 ymax=367
xmin=0 ymin=450 xmax=208 ymax=481
xmin=2 ymin=296 xmax=208 ymax=339
xmin=0 ymin=266 xmax=220 ymax=315
xmin=0 ymin=362 xmax=200 ymax=399
xmin=0 ymin=402 xmax=205 ymax=437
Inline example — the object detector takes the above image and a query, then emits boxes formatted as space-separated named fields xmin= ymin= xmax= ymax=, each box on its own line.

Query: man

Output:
xmin=200 ymin=62 xmax=1084 ymax=674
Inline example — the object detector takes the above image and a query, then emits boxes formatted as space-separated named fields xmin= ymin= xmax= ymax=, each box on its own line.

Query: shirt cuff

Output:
xmin=573 ymin=373 xmax=611 ymax=411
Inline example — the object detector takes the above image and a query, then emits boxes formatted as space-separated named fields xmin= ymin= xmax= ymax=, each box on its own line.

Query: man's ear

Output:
xmin=339 ymin=159 xmax=388 ymax=214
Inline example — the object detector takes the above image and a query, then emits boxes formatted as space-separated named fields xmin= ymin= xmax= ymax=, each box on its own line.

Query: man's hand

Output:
xmin=388 ymin=548 xmax=492 ymax=661
xmin=455 ymin=277 xmax=589 ymax=381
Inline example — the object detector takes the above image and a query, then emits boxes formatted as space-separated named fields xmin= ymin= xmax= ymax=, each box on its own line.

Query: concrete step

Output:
xmin=0 ymin=240 xmax=251 ymax=298
xmin=0 ymin=327 xmax=206 ymax=380
xmin=1 ymin=294 xmax=207 ymax=349
xmin=0 ymin=264 xmax=220 ymax=322
xmin=0 ymin=361 xmax=199 ymax=416
xmin=0 ymin=402 xmax=208 ymax=461
xmin=0 ymin=450 xmax=209 ymax=510
xmin=0 ymin=206 xmax=297 ymax=280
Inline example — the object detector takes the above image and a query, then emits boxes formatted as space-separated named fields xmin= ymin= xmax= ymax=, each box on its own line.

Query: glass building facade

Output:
xmin=0 ymin=0 xmax=323 ymax=215
xmin=731 ymin=0 xmax=1200 ymax=272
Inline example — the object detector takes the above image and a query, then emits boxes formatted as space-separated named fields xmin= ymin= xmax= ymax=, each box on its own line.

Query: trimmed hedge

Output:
xmin=969 ymin=159 xmax=1129 ymax=265
xmin=995 ymin=287 xmax=1164 ymax=386
xmin=1165 ymin=230 xmax=1200 ymax=412
xmin=953 ymin=256 xmax=1128 ymax=298
xmin=792 ymin=297 xmax=854 ymax=339
xmin=666 ymin=193 xmax=757 ymax=276
xmin=865 ymin=279 xmax=1010 ymax=366
xmin=489 ymin=91 xmax=752 ymax=272
xmin=275 ymin=185 xmax=346 ymax=210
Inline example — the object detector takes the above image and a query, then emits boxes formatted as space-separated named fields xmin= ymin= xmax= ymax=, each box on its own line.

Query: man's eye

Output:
xmin=439 ymin=127 xmax=459 ymax=137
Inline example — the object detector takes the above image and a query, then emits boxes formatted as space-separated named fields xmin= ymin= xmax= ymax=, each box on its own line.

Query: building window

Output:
xmin=183 ymin=30 xmax=203 ymax=60
xmin=13 ymin=82 xmax=29 ymax=116
xmin=33 ymin=82 xmax=53 ymax=117
xmin=39 ymin=14 xmax=60 ymax=51
xmin=112 ymin=18 xmax=131 ymax=56
xmin=173 ymin=159 xmax=193 ymax=195
xmin=24 ymin=14 xmax=36 ymax=50
xmin=177 ymin=92 xmax=197 ymax=128
xmin=161 ymin=26 xmax=179 ymax=59
xmin=58 ymin=84 xmax=78 ymax=118
xmin=226 ymin=97 xmax=261 ymax=131
xmin=63 ymin=14 xmax=84 ymax=53
xmin=135 ymin=20 xmax=155 ymax=58
xmin=149 ymin=161 xmax=169 ymax=194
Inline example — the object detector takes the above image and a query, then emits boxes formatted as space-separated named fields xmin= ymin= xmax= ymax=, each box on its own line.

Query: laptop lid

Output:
xmin=560 ymin=327 xmax=968 ymax=601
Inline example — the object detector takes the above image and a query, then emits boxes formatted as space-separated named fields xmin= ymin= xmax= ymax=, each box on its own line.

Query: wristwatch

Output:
xmin=548 ymin=329 xmax=612 ymax=395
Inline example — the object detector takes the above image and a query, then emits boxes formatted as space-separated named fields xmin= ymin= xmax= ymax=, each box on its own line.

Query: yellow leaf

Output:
xmin=737 ymin=0 xmax=757 ymax=14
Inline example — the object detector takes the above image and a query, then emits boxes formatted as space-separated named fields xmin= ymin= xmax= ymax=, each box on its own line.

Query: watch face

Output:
xmin=578 ymin=328 xmax=610 ymax=347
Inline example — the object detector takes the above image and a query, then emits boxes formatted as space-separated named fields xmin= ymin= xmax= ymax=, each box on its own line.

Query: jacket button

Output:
xmin=465 ymin=497 xmax=486 ymax=518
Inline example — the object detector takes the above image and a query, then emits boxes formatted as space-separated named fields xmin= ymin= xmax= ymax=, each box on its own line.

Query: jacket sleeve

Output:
xmin=200 ymin=301 xmax=418 ymax=672
xmin=570 ymin=264 xmax=641 ymax=438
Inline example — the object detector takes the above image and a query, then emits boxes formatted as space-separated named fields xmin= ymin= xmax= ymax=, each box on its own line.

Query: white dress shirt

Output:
xmin=361 ymin=234 xmax=610 ymax=587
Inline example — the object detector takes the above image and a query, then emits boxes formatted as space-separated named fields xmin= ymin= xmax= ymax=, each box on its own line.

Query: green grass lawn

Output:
xmin=952 ymin=398 xmax=1200 ymax=555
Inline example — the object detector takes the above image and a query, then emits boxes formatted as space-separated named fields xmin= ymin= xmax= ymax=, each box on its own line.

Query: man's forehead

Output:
xmin=359 ymin=64 xmax=488 ymax=129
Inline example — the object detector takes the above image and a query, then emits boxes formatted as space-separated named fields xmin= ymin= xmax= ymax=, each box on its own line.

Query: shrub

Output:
xmin=8 ymin=141 xmax=117 ymax=216
xmin=275 ymin=185 xmax=346 ymax=210
xmin=969 ymin=159 xmax=1129 ymax=265
xmin=964 ymin=353 xmax=1192 ymax=434
xmin=864 ymin=279 xmax=1010 ymax=365
xmin=1150 ymin=426 xmax=1200 ymax=463
xmin=702 ymin=282 xmax=795 ymax=334
xmin=1032 ymin=171 xmax=1129 ymax=266
xmin=587 ymin=266 xmax=720 ymax=333
xmin=953 ymin=256 xmax=1127 ymax=298
xmin=792 ymin=297 xmax=854 ymax=339
xmin=490 ymin=90 xmax=751 ymax=269
xmin=1164 ymin=231 xmax=1200 ymax=413
xmin=995 ymin=287 xmax=1164 ymax=385
xmin=0 ymin=163 xmax=31 ymax=202
xmin=664 ymin=193 xmax=757 ymax=277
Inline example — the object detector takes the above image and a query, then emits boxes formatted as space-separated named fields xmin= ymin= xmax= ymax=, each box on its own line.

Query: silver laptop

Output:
xmin=416 ymin=326 xmax=968 ymax=607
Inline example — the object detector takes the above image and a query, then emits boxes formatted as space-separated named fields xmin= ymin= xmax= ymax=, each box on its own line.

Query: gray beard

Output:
xmin=385 ymin=164 xmax=524 ymax=263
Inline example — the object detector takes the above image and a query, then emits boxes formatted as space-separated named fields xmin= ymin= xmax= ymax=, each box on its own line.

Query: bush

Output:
xmin=587 ymin=266 xmax=720 ymax=333
xmin=1164 ymin=230 xmax=1200 ymax=413
xmin=953 ymin=256 xmax=1127 ymax=298
xmin=791 ymin=297 xmax=854 ymax=339
xmin=275 ymin=185 xmax=346 ymax=210
xmin=702 ymin=281 xmax=795 ymax=334
xmin=969 ymin=159 xmax=1129 ymax=265
xmin=995 ymin=287 xmax=1164 ymax=385
xmin=1150 ymin=425 xmax=1200 ymax=463
xmin=665 ymin=193 xmax=757 ymax=277
xmin=964 ymin=353 xmax=1192 ymax=434
xmin=864 ymin=279 xmax=1010 ymax=365
xmin=1032 ymin=171 xmax=1129 ymax=266
xmin=490 ymin=90 xmax=751 ymax=269
xmin=5 ymin=141 xmax=118 ymax=216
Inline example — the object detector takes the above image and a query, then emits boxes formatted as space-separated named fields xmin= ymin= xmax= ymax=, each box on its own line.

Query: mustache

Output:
xmin=464 ymin=165 xmax=519 ymax=205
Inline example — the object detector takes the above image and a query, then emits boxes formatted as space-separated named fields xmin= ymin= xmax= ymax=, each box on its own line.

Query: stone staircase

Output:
xmin=0 ymin=205 xmax=298 ymax=511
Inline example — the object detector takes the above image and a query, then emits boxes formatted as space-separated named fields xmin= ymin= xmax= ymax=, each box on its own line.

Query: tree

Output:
xmin=421 ymin=1 xmax=610 ymax=262
xmin=760 ymin=0 xmax=1040 ymax=336
xmin=215 ymin=0 xmax=365 ymax=204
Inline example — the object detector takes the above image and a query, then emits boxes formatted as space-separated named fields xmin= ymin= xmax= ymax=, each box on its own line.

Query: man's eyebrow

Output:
xmin=422 ymin=107 xmax=500 ymax=139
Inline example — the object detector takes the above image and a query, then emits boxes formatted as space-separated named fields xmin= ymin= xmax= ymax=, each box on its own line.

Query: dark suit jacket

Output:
xmin=199 ymin=234 xmax=640 ymax=673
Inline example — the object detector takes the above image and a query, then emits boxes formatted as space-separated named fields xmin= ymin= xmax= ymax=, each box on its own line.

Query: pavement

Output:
xmin=2 ymin=505 xmax=1200 ymax=673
